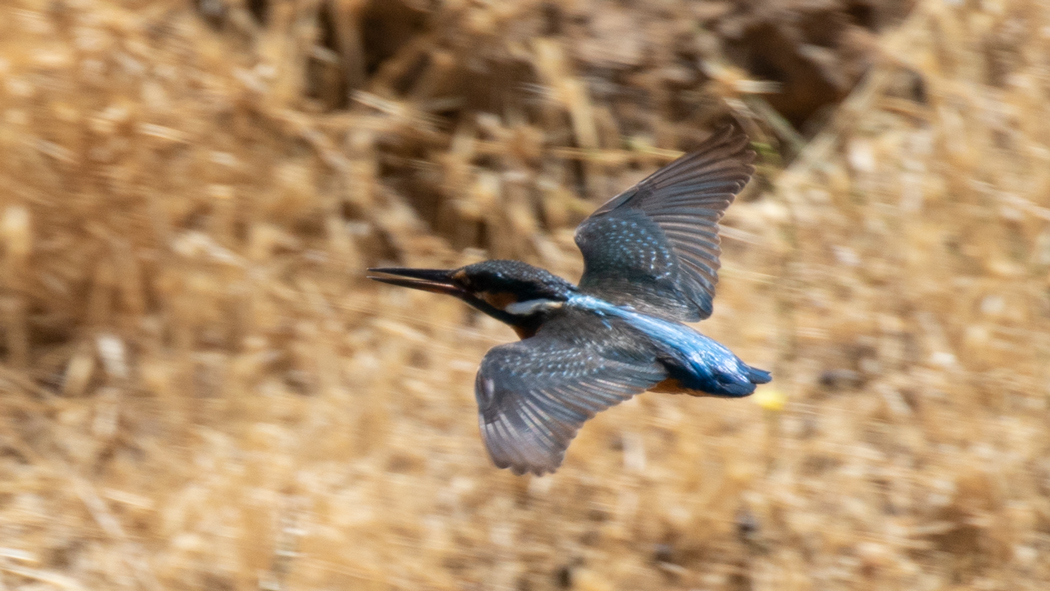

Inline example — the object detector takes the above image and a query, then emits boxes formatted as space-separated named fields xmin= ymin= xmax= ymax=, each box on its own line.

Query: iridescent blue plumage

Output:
xmin=571 ymin=294 xmax=771 ymax=397
xmin=369 ymin=125 xmax=771 ymax=475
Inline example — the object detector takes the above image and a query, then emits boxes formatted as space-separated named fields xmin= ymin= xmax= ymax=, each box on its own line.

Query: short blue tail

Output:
xmin=686 ymin=363 xmax=772 ymax=398
xmin=710 ymin=363 xmax=773 ymax=398
xmin=747 ymin=366 xmax=772 ymax=384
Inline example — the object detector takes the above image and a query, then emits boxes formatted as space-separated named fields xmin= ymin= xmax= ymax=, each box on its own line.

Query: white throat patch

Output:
xmin=505 ymin=298 xmax=562 ymax=316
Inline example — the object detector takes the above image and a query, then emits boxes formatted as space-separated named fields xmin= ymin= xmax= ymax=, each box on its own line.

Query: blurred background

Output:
xmin=0 ymin=0 xmax=1048 ymax=589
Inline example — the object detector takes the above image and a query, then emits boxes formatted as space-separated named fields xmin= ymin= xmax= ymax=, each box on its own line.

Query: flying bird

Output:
xmin=370 ymin=126 xmax=770 ymax=475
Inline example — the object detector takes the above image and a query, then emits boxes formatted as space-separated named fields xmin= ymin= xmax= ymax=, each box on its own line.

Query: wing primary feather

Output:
xmin=473 ymin=316 xmax=666 ymax=474
xmin=655 ymin=213 xmax=725 ymax=225
xmin=575 ymin=125 xmax=755 ymax=321
xmin=661 ymin=228 xmax=721 ymax=248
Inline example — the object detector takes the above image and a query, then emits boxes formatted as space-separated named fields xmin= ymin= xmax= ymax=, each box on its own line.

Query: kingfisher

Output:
xmin=370 ymin=126 xmax=771 ymax=475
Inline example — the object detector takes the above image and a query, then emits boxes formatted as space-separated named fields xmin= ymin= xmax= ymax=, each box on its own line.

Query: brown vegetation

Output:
xmin=0 ymin=0 xmax=1047 ymax=590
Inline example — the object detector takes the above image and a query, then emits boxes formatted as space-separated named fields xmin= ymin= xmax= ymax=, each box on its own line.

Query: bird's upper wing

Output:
xmin=474 ymin=312 xmax=666 ymax=475
xmin=574 ymin=126 xmax=755 ymax=322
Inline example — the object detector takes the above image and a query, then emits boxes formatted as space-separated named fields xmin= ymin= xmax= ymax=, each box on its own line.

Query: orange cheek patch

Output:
xmin=481 ymin=291 xmax=518 ymax=310
xmin=512 ymin=325 xmax=538 ymax=340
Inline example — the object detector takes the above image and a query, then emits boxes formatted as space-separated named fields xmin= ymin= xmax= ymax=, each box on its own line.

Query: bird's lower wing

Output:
xmin=475 ymin=323 xmax=666 ymax=475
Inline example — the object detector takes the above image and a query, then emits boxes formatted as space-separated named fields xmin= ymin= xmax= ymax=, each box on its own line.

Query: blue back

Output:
xmin=568 ymin=294 xmax=770 ymax=397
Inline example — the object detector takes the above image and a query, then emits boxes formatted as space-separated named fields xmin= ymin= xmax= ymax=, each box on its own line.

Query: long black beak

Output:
xmin=367 ymin=267 xmax=465 ymax=298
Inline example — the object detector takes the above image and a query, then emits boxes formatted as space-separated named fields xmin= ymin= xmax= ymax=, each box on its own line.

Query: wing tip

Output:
xmin=510 ymin=458 xmax=563 ymax=476
xmin=644 ymin=126 xmax=756 ymax=197
xmin=706 ymin=124 xmax=758 ymax=169
xmin=488 ymin=438 xmax=565 ymax=476
xmin=748 ymin=366 xmax=773 ymax=384
xmin=479 ymin=402 xmax=570 ymax=477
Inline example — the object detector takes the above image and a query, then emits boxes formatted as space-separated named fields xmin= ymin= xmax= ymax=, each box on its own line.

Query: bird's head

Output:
xmin=369 ymin=260 xmax=576 ymax=338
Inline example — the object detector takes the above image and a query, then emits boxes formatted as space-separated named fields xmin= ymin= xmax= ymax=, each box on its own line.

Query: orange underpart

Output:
xmin=481 ymin=291 xmax=518 ymax=311
xmin=512 ymin=325 xmax=538 ymax=340
xmin=650 ymin=378 xmax=709 ymax=397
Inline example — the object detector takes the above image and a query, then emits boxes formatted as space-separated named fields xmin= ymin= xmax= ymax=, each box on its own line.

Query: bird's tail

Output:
xmin=746 ymin=366 xmax=772 ymax=385
xmin=705 ymin=363 xmax=772 ymax=398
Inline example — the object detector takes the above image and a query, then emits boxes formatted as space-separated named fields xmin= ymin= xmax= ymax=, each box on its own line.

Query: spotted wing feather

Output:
xmin=575 ymin=126 xmax=755 ymax=321
xmin=474 ymin=314 xmax=666 ymax=475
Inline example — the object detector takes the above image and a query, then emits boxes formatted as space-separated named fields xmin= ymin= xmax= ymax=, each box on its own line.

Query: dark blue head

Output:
xmin=368 ymin=260 xmax=576 ymax=337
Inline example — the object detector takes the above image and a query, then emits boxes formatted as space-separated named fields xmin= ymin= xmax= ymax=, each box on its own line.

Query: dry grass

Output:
xmin=0 ymin=0 xmax=1048 ymax=589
